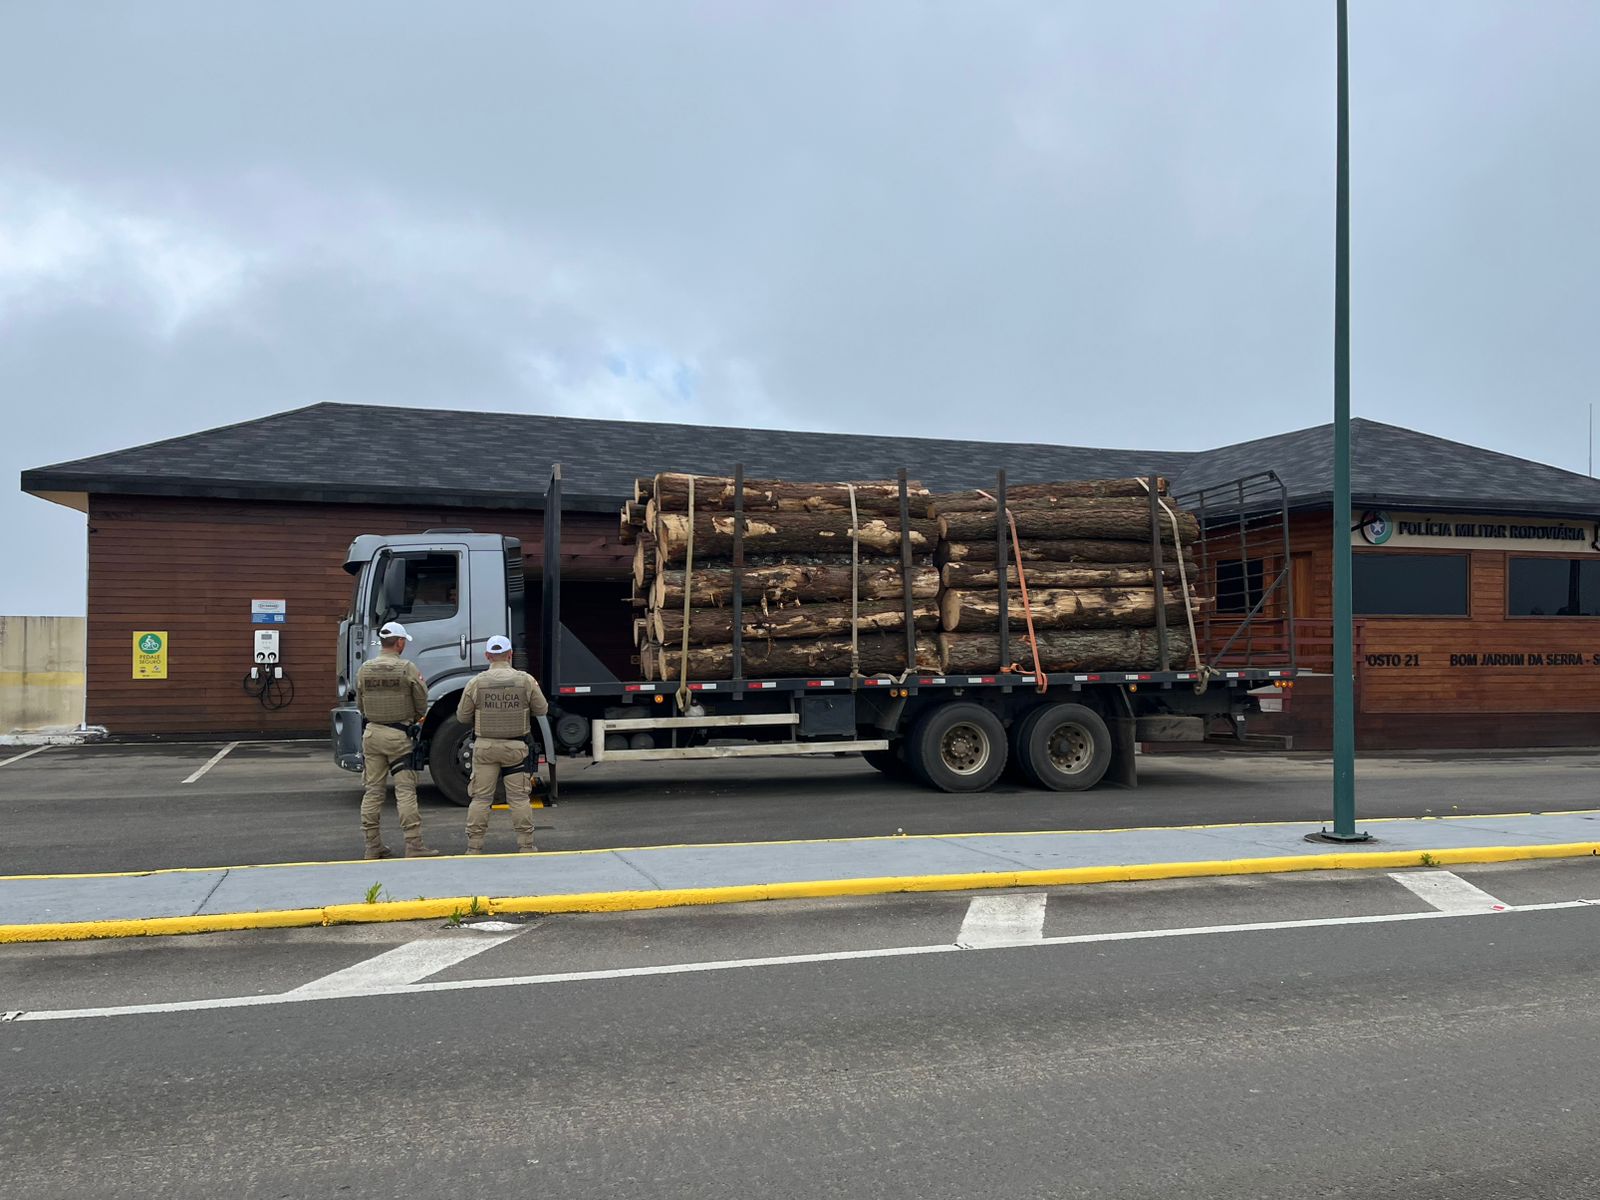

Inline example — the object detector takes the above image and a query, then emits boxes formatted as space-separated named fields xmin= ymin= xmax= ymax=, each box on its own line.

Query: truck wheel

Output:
xmin=907 ymin=703 xmax=1007 ymax=793
xmin=428 ymin=716 xmax=474 ymax=807
xmin=1017 ymin=703 xmax=1111 ymax=792
xmin=862 ymin=747 xmax=911 ymax=779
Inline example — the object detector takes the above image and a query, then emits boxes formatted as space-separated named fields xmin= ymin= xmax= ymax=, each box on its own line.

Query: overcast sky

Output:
xmin=4 ymin=2 xmax=1598 ymax=614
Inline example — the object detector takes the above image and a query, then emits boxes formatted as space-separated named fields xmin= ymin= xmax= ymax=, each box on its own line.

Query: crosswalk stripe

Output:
xmin=286 ymin=928 xmax=524 ymax=997
xmin=957 ymin=893 xmax=1048 ymax=948
xmin=1389 ymin=869 xmax=1509 ymax=913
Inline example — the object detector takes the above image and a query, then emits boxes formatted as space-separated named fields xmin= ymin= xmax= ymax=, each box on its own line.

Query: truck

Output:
xmin=332 ymin=465 xmax=1297 ymax=805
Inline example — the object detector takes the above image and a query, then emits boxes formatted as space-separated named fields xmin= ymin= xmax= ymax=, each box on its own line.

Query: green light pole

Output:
xmin=1324 ymin=0 xmax=1369 ymax=842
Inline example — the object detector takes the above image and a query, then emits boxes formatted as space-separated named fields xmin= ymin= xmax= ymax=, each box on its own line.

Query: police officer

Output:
xmin=456 ymin=634 xmax=548 ymax=854
xmin=354 ymin=621 xmax=440 ymax=859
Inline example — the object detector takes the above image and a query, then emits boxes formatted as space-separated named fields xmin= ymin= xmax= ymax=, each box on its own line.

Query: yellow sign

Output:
xmin=133 ymin=631 xmax=168 ymax=680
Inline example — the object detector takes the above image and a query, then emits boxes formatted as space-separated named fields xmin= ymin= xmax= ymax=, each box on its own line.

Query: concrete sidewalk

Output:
xmin=5 ymin=810 xmax=1600 ymax=942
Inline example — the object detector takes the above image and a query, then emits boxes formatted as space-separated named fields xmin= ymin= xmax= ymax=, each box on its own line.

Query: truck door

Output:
xmin=368 ymin=543 xmax=473 ymax=691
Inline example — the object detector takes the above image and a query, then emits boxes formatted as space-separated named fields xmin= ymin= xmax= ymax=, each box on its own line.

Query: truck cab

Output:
xmin=332 ymin=530 xmax=539 ymax=805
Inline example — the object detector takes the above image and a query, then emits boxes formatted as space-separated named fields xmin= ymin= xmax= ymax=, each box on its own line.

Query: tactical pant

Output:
xmin=465 ymin=736 xmax=534 ymax=848
xmin=361 ymin=724 xmax=420 ymax=837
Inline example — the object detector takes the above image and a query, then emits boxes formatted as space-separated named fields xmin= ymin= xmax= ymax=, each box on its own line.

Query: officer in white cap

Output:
xmin=353 ymin=622 xmax=440 ymax=859
xmin=456 ymin=634 xmax=548 ymax=853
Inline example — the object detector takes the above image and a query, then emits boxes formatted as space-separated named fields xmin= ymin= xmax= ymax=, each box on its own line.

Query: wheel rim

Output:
xmin=939 ymin=721 xmax=992 ymax=776
xmin=457 ymin=735 xmax=475 ymax=776
xmin=1046 ymin=721 xmax=1094 ymax=775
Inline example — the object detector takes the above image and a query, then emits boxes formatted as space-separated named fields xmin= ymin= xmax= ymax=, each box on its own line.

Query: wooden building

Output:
xmin=22 ymin=403 xmax=1600 ymax=750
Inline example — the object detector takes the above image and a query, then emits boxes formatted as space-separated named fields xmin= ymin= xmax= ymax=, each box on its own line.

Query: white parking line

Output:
xmin=14 ymin=897 xmax=1596 ymax=1024
xmin=181 ymin=742 xmax=240 ymax=785
xmin=1389 ymin=870 xmax=1509 ymax=913
xmin=0 ymin=747 xmax=50 ymax=768
xmin=958 ymin=893 xmax=1048 ymax=947
xmin=287 ymin=929 xmax=524 ymax=998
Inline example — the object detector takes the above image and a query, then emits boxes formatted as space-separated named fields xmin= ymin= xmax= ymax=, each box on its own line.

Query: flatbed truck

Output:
xmin=332 ymin=466 xmax=1297 ymax=805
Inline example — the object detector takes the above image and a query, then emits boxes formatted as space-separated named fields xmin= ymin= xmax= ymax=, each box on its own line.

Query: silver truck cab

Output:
xmin=332 ymin=529 xmax=547 ymax=803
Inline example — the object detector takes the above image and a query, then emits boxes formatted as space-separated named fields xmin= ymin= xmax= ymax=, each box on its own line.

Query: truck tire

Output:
xmin=1016 ymin=702 xmax=1112 ymax=792
xmin=862 ymin=746 xmax=911 ymax=780
xmin=907 ymin=702 xmax=1007 ymax=793
xmin=428 ymin=715 xmax=474 ymax=807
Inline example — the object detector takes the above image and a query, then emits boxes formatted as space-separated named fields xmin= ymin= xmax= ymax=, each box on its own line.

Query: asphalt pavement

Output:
xmin=4 ymin=740 xmax=1599 ymax=875
xmin=6 ymin=860 xmax=1600 ymax=1198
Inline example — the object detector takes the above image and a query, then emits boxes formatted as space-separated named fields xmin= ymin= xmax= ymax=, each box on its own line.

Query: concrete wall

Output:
xmin=0 ymin=616 xmax=86 ymax=733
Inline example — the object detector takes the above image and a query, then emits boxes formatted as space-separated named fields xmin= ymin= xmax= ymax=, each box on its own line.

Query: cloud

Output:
xmin=4 ymin=1 xmax=1600 ymax=615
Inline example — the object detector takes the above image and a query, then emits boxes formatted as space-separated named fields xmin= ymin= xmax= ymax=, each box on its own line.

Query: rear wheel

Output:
xmin=907 ymin=702 xmax=1007 ymax=793
xmin=1016 ymin=702 xmax=1111 ymax=792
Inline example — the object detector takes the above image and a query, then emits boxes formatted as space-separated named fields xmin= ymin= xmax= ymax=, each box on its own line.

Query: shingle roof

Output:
xmin=22 ymin=403 xmax=1600 ymax=519
xmin=20 ymin=402 xmax=1194 ymax=514
xmin=1177 ymin=418 xmax=1600 ymax=518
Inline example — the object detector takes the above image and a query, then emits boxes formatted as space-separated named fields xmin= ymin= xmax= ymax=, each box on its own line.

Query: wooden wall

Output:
xmin=85 ymin=496 xmax=630 ymax=737
xmin=1227 ymin=509 xmax=1600 ymax=748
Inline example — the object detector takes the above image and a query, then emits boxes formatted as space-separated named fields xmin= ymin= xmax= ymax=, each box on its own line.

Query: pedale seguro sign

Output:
xmin=1352 ymin=510 xmax=1600 ymax=553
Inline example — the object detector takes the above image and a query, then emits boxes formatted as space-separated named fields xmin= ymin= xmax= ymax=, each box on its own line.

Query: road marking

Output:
xmin=0 ymin=747 xmax=49 ymax=768
xmin=286 ymin=930 xmax=524 ymax=997
xmin=14 ymin=897 xmax=1598 ymax=1024
xmin=1389 ymin=870 xmax=1509 ymax=913
xmin=181 ymin=742 xmax=240 ymax=785
xmin=958 ymin=893 xmax=1047 ymax=947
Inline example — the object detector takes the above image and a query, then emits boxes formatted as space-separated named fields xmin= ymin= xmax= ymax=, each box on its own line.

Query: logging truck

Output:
xmin=331 ymin=466 xmax=1298 ymax=805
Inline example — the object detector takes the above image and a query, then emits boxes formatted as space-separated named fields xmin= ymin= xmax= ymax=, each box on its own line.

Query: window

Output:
xmin=1508 ymin=558 xmax=1600 ymax=616
xmin=375 ymin=552 xmax=460 ymax=623
xmin=1353 ymin=553 xmax=1468 ymax=616
xmin=1215 ymin=559 xmax=1266 ymax=614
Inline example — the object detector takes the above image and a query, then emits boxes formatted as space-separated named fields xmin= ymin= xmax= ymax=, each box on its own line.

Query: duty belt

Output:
xmin=366 ymin=720 xmax=412 ymax=731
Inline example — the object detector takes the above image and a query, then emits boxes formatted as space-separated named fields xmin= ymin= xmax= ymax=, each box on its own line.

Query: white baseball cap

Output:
xmin=377 ymin=622 xmax=411 ymax=641
xmin=485 ymin=635 xmax=513 ymax=654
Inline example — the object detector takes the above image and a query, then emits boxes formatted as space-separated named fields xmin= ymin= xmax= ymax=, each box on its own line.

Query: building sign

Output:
xmin=1366 ymin=650 xmax=1600 ymax=669
xmin=251 ymin=599 xmax=287 ymax=625
xmin=132 ymin=631 xmax=168 ymax=680
xmin=1353 ymin=510 xmax=1600 ymax=553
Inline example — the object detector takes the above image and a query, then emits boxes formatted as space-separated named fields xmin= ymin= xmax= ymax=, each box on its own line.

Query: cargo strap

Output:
xmin=1138 ymin=477 xmax=1209 ymax=693
xmin=976 ymin=489 xmax=1047 ymax=694
xmin=676 ymin=476 xmax=696 ymax=712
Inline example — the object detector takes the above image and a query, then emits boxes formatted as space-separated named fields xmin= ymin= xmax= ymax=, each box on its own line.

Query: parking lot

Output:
xmin=2 ymin=739 xmax=1598 ymax=876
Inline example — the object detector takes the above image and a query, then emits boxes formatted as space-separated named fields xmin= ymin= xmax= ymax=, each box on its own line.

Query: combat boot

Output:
xmin=364 ymin=833 xmax=393 ymax=860
xmin=517 ymin=839 xmax=538 ymax=854
xmin=465 ymin=838 xmax=484 ymax=855
xmin=404 ymin=836 xmax=442 ymax=858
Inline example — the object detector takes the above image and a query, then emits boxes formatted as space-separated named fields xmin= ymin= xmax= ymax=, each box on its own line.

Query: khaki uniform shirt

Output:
xmin=457 ymin=662 xmax=549 ymax=739
xmin=355 ymin=650 xmax=429 ymax=725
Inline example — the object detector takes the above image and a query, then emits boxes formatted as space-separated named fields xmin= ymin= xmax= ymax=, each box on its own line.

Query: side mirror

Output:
xmin=379 ymin=558 xmax=409 ymax=619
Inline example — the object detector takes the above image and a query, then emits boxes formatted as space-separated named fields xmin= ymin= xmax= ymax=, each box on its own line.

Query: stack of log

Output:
xmin=619 ymin=474 xmax=942 ymax=679
xmin=929 ymin=478 xmax=1203 ymax=673
xmin=616 ymin=472 xmax=1207 ymax=679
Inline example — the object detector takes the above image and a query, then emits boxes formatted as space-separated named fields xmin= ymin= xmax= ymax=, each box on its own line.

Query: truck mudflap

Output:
xmin=331 ymin=704 xmax=363 ymax=773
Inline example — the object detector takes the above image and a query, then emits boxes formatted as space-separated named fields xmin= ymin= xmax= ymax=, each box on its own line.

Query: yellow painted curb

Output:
xmin=4 ymin=840 xmax=1599 ymax=944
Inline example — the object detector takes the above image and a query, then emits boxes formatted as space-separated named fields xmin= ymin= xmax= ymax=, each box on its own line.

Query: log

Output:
xmin=658 ymin=635 xmax=939 ymax=679
xmin=633 ymin=477 xmax=654 ymax=504
xmin=943 ymin=539 xmax=1198 ymax=565
xmin=924 ymin=478 xmax=1166 ymax=513
xmin=940 ymin=562 xmax=1166 ymax=589
xmin=653 ymin=563 xmax=940 ymax=608
xmin=632 ymin=536 xmax=657 ymax=590
xmin=938 ymin=587 xmax=1193 ymax=632
xmin=938 ymin=629 xmax=1195 ymax=673
xmin=619 ymin=503 xmax=644 ymax=545
xmin=939 ymin=506 xmax=1199 ymax=543
xmin=655 ymin=599 xmax=939 ymax=646
xmin=653 ymin=473 xmax=928 ymax=515
xmin=656 ymin=512 xmax=936 ymax=564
